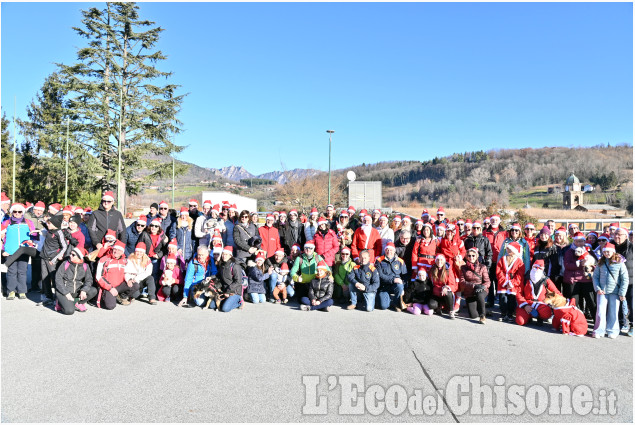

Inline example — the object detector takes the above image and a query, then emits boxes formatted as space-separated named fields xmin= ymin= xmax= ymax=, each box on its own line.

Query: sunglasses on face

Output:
xmin=473 ymin=227 xmax=481 ymax=230
xmin=150 ymin=225 xmax=159 ymax=228
xmin=102 ymin=200 xmax=113 ymax=204
xmin=136 ymin=224 xmax=145 ymax=227
xmin=159 ymin=207 xmax=168 ymax=210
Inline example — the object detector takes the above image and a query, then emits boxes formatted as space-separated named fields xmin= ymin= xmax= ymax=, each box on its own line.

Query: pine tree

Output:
xmin=56 ymin=2 xmax=187 ymax=198
xmin=1 ymin=112 xmax=16 ymax=197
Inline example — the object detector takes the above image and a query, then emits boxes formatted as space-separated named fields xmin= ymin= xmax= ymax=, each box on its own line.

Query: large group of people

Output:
xmin=1 ymin=191 xmax=632 ymax=338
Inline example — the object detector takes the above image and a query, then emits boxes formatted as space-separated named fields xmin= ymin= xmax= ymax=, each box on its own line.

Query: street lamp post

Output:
xmin=65 ymin=117 xmax=69 ymax=206
xmin=326 ymin=130 xmax=335 ymax=205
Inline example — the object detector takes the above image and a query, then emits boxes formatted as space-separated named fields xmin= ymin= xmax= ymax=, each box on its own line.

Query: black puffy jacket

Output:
xmin=464 ymin=235 xmax=493 ymax=268
xmin=55 ymin=260 xmax=93 ymax=295
xmin=217 ymin=259 xmax=243 ymax=296
xmin=87 ymin=205 xmax=126 ymax=249
xmin=308 ymin=277 xmax=333 ymax=303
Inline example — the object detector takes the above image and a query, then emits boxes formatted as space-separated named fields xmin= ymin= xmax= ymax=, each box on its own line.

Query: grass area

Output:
xmin=509 ymin=188 xmax=623 ymax=209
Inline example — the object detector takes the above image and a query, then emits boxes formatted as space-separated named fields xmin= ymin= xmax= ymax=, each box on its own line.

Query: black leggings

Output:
xmin=131 ymin=276 xmax=156 ymax=300
xmin=563 ymin=281 xmax=596 ymax=320
xmin=432 ymin=292 xmax=454 ymax=312
xmin=55 ymin=287 xmax=98 ymax=315
xmin=465 ymin=292 xmax=487 ymax=318
xmin=101 ymin=282 xmax=140 ymax=310
xmin=161 ymin=284 xmax=180 ymax=298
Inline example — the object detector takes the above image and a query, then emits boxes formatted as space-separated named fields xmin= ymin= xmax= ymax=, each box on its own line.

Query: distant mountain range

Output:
xmin=207 ymin=165 xmax=323 ymax=184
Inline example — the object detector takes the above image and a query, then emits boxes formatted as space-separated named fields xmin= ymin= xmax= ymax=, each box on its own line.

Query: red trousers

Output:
xmin=515 ymin=303 xmax=553 ymax=326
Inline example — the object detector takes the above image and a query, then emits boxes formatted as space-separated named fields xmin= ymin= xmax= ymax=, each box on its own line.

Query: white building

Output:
xmin=201 ymin=191 xmax=257 ymax=212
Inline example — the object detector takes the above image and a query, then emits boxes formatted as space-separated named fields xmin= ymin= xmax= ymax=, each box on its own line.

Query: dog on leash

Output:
xmin=192 ymin=276 xmax=222 ymax=310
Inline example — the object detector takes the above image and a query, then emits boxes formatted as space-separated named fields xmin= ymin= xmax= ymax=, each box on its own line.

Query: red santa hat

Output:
xmin=255 ymin=251 xmax=267 ymax=262
xmin=568 ymin=223 xmax=580 ymax=229
xmin=291 ymin=243 xmax=301 ymax=252
xmin=524 ymin=223 xmax=535 ymax=230
xmin=74 ymin=207 xmax=85 ymax=215
xmin=402 ymin=216 xmax=412 ymax=222
xmin=179 ymin=207 xmax=189 ymax=216
xmin=317 ymin=217 xmax=329 ymax=226
xmin=609 ymin=222 xmax=619 ymax=229
xmin=289 ymin=209 xmax=298 ymax=216
xmin=416 ymin=219 xmax=424 ymax=226
xmin=310 ymin=207 xmax=319 ymax=216
xmin=506 ymin=241 xmax=521 ymax=256
xmin=62 ymin=205 xmax=73 ymax=215
xmin=509 ymin=222 xmax=521 ymax=231
xmin=104 ymin=229 xmax=117 ymax=241
xmin=9 ymin=203 xmax=25 ymax=213
xmin=339 ymin=210 xmax=349 ymax=218
xmin=112 ymin=240 xmax=126 ymax=252
xmin=341 ymin=247 xmax=351 ymax=255
xmin=359 ymin=209 xmax=368 ymax=216
xmin=137 ymin=215 xmax=148 ymax=225
xmin=393 ymin=215 xmax=402 ymax=222
xmin=188 ymin=199 xmax=199 ymax=207
xmin=533 ymin=259 xmax=545 ymax=269
xmin=586 ymin=231 xmax=598 ymax=239
xmin=71 ymin=246 xmax=86 ymax=260
xmin=203 ymin=199 xmax=212 ymax=208
xmin=304 ymin=240 xmax=315 ymax=249
xmin=266 ymin=214 xmax=275 ymax=221
xmin=379 ymin=215 xmax=388 ymax=222
xmin=84 ymin=207 xmax=93 ymax=215
xmin=573 ymin=232 xmax=586 ymax=241
xmin=279 ymin=211 xmax=287 ymax=217
xmin=135 ymin=242 xmax=147 ymax=252
xmin=473 ymin=221 xmax=482 ymax=227
xmin=159 ymin=200 xmax=169 ymax=208
xmin=222 ymin=246 xmax=233 ymax=255
xmin=598 ymin=233 xmax=610 ymax=242
xmin=279 ymin=262 xmax=289 ymax=273
xmin=421 ymin=209 xmax=429 ymax=217
xmin=274 ymin=247 xmax=285 ymax=256
xmin=423 ymin=222 xmax=433 ymax=229
xmin=150 ymin=217 xmax=162 ymax=227
xmin=603 ymin=243 xmax=616 ymax=254
xmin=221 ymin=201 xmax=230 ymax=209
xmin=102 ymin=191 xmax=115 ymax=202
xmin=436 ymin=207 xmax=445 ymax=215
xmin=212 ymin=229 xmax=223 ymax=241
xmin=0 ymin=192 xmax=9 ymax=203
xmin=457 ymin=219 xmax=465 ymax=224
xmin=446 ymin=223 xmax=456 ymax=231
xmin=483 ymin=217 xmax=491 ymax=223
xmin=33 ymin=201 xmax=45 ymax=211
xmin=437 ymin=223 xmax=446 ymax=230
xmin=467 ymin=247 xmax=479 ymax=255
xmin=166 ymin=254 xmax=178 ymax=264
xmin=168 ymin=238 xmax=178 ymax=249
xmin=555 ymin=227 xmax=567 ymax=235
xmin=347 ymin=206 xmax=356 ymax=214
xmin=465 ymin=219 xmax=472 ymax=225
xmin=385 ymin=242 xmax=396 ymax=250
xmin=490 ymin=214 xmax=500 ymax=221
xmin=317 ymin=260 xmax=329 ymax=271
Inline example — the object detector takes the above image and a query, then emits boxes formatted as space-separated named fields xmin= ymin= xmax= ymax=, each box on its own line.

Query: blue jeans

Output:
xmin=349 ymin=284 xmax=376 ymax=312
xmin=300 ymin=297 xmax=334 ymax=310
xmin=220 ymin=294 xmax=242 ymax=312
xmin=377 ymin=283 xmax=405 ymax=309
xmin=266 ymin=273 xmax=279 ymax=297
xmin=249 ymin=293 xmax=266 ymax=303
xmin=499 ymin=292 xmax=516 ymax=317
xmin=595 ymin=293 xmax=620 ymax=337
xmin=194 ymin=293 xmax=216 ymax=309
xmin=286 ymin=283 xmax=295 ymax=298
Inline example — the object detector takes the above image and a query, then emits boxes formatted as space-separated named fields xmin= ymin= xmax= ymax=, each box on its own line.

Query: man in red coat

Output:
xmin=351 ymin=215 xmax=382 ymax=264
xmin=258 ymin=214 xmax=281 ymax=260
xmin=438 ymin=224 xmax=466 ymax=277
xmin=484 ymin=214 xmax=508 ymax=308
xmin=516 ymin=259 xmax=561 ymax=325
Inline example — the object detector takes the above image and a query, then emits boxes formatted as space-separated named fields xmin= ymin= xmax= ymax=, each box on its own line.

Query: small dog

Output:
xmin=192 ymin=276 xmax=222 ymax=310
xmin=575 ymin=247 xmax=596 ymax=279
xmin=543 ymin=290 xmax=567 ymax=308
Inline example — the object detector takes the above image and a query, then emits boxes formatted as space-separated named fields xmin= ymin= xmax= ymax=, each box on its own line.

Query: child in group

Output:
xmin=404 ymin=268 xmax=438 ymax=316
xmin=247 ymin=251 xmax=271 ymax=304
xmin=300 ymin=260 xmax=334 ymax=312
xmin=158 ymin=254 xmax=183 ymax=302
xmin=272 ymin=262 xmax=290 ymax=303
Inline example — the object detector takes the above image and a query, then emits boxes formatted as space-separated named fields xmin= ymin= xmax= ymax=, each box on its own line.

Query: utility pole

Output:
xmin=326 ymin=130 xmax=335 ymax=205
xmin=65 ymin=117 xmax=69 ymax=205
xmin=12 ymin=97 xmax=16 ymax=201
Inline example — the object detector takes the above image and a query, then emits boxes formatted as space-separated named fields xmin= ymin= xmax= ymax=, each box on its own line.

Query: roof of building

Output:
xmin=565 ymin=173 xmax=580 ymax=185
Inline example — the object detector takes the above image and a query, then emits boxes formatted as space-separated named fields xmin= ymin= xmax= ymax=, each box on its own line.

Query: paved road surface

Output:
xmin=1 ymin=294 xmax=632 ymax=422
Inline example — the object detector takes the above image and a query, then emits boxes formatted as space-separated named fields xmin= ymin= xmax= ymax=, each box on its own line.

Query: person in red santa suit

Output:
xmin=524 ymin=223 xmax=537 ymax=263
xmin=551 ymin=298 xmax=588 ymax=336
xmin=350 ymin=214 xmax=382 ymax=264
xmin=430 ymin=254 xmax=460 ymax=318
xmin=258 ymin=214 xmax=281 ymax=260
xmin=484 ymin=214 xmax=507 ymax=309
xmin=496 ymin=241 xmax=525 ymax=322
xmin=437 ymin=224 xmax=466 ymax=277
xmin=411 ymin=222 xmax=438 ymax=280
xmin=515 ymin=259 xmax=561 ymax=326
xmin=95 ymin=240 xmax=137 ymax=309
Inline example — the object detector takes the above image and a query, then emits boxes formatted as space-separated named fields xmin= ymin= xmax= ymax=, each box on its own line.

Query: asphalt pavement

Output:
xmin=1 ymin=293 xmax=632 ymax=423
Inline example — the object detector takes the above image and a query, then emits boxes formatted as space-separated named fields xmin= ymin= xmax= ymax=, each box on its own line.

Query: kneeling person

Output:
xmin=54 ymin=246 xmax=97 ymax=314
xmin=347 ymin=250 xmax=380 ymax=311
xmin=375 ymin=242 xmax=407 ymax=311
xmin=515 ymin=259 xmax=561 ymax=326
xmin=300 ymin=260 xmax=334 ymax=311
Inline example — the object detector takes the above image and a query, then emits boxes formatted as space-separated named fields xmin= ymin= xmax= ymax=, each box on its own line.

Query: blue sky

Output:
xmin=1 ymin=2 xmax=632 ymax=176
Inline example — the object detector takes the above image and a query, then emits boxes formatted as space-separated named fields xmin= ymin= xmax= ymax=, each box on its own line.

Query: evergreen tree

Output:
xmin=1 ymin=112 xmax=17 ymax=197
xmin=56 ymin=2 xmax=187 ymax=197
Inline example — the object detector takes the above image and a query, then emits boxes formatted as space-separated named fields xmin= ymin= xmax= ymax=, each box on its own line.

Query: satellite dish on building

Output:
xmin=347 ymin=171 xmax=356 ymax=182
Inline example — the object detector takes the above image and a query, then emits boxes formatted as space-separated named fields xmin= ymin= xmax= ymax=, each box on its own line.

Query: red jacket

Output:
xmin=516 ymin=276 xmax=561 ymax=308
xmin=412 ymin=238 xmax=439 ymax=273
xmin=95 ymin=255 xmax=127 ymax=291
xmin=525 ymin=237 xmax=536 ymax=262
xmin=485 ymin=228 xmax=507 ymax=261
xmin=314 ymin=229 xmax=340 ymax=266
xmin=351 ymin=226 xmax=382 ymax=263
xmin=431 ymin=266 xmax=459 ymax=296
xmin=438 ymin=237 xmax=466 ymax=276
xmin=258 ymin=225 xmax=281 ymax=258
xmin=459 ymin=262 xmax=490 ymax=298
xmin=552 ymin=299 xmax=588 ymax=335
xmin=496 ymin=255 xmax=524 ymax=295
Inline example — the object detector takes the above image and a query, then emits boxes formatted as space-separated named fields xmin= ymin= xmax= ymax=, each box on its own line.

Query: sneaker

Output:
xmin=346 ymin=304 xmax=356 ymax=310
xmin=607 ymin=334 xmax=618 ymax=339
xmin=479 ymin=316 xmax=486 ymax=325
xmin=6 ymin=291 xmax=15 ymax=300
xmin=42 ymin=298 xmax=54 ymax=306
xmin=282 ymin=298 xmax=288 ymax=304
xmin=629 ymin=329 xmax=633 ymax=338
xmin=449 ymin=311 xmax=456 ymax=319
xmin=268 ymin=298 xmax=276 ymax=303
xmin=592 ymin=333 xmax=603 ymax=339
xmin=116 ymin=295 xmax=130 ymax=306
xmin=275 ymin=299 xmax=281 ymax=304
xmin=325 ymin=306 xmax=331 ymax=312
xmin=75 ymin=303 xmax=87 ymax=313
xmin=149 ymin=299 xmax=157 ymax=305
xmin=621 ymin=325 xmax=630 ymax=334
xmin=300 ymin=304 xmax=311 ymax=311
xmin=18 ymin=293 xmax=26 ymax=300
